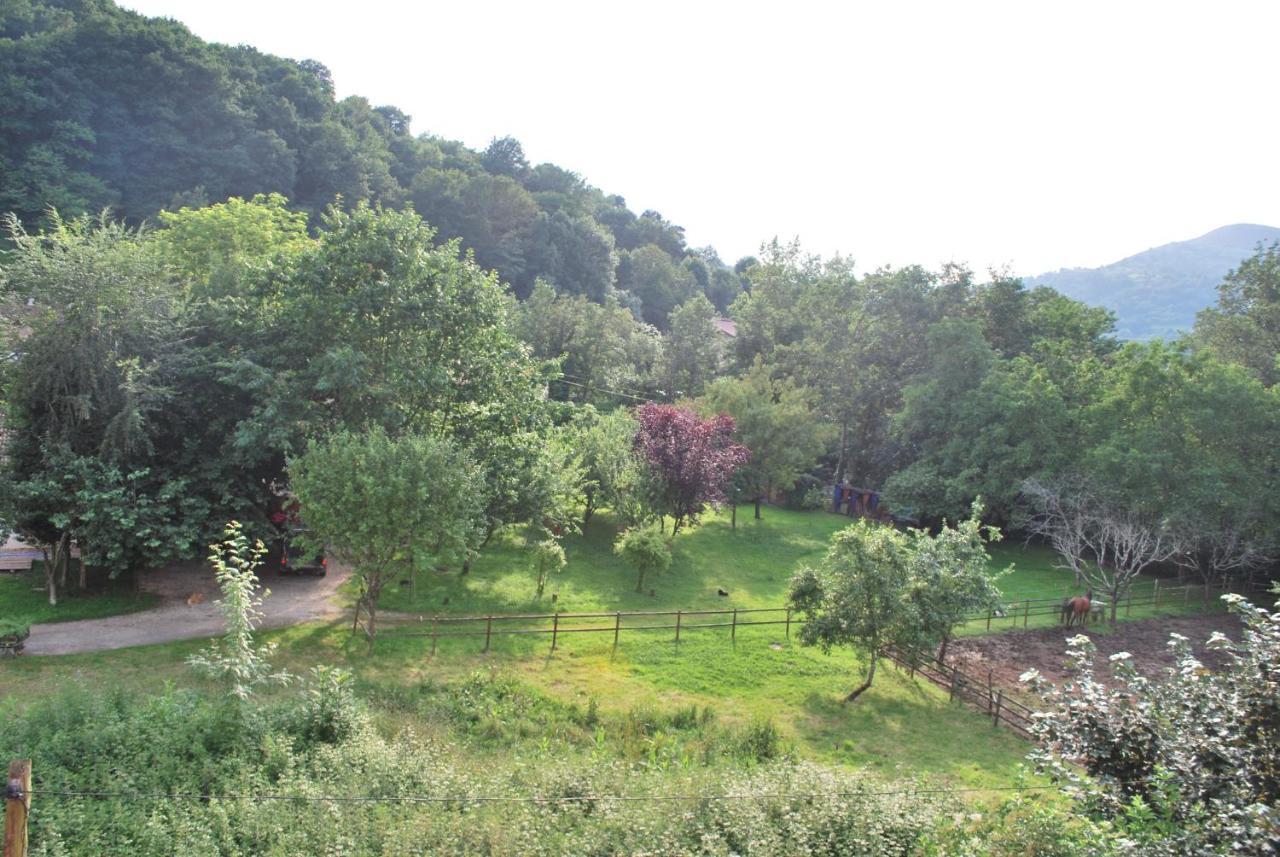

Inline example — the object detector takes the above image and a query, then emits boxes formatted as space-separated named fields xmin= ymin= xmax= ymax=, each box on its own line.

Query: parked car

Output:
xmin=279 ymin=528 xmax=326 ymax=576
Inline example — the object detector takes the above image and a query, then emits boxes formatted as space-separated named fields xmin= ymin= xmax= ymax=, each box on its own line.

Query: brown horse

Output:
xmin=1061 ymin=589 xmax=1093 ymax=627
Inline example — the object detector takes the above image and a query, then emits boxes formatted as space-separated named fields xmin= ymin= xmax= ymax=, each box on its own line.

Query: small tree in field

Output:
xmin=789 ymin=521 xmax=912 ymax=703
xmin=530 ymin=537 xmax=567 ymax=600
xmin=633 ymin=402 xmax=748 ymax=534
xmin=289 ymin=428 xmax=485 ymax=643
xmin=187 ymin=521 xmax=289 ymax=700
xmin=789 ymin=509 xmax=1001 ymax=702
xmin=614 ymin=525 xmax=672 ymax=593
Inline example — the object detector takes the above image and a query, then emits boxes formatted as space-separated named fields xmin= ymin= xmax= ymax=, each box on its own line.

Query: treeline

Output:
xmin=720 ymin=240 xmax=1280 ymax=587
xmin=1 ymin=0 xmax=747 ymax=327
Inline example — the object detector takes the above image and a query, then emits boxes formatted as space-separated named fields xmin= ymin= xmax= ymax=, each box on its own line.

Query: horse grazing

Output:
xmin=1060 ymin=589 xmax=1093 ymax=627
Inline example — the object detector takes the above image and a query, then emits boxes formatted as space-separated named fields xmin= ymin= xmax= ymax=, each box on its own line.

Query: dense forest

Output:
xmin=0 ymin=0 xmax=746 ymax=328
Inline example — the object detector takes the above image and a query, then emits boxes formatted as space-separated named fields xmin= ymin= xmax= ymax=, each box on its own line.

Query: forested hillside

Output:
xmin=1028 ymin=223 xmax=1280 ymax=340
xmin=0 ymin=0 xmax=746 ymax=326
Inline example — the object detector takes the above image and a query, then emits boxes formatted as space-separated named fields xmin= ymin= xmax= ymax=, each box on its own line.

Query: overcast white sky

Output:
xmin=121 ymin=0 xmax=1280 ymax=275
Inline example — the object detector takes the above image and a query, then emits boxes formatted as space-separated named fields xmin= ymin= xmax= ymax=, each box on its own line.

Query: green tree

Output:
xmin=788 ymin=512 xmax=1001 ymax=702
xmin=663 ymin=294 xmax=722 ymax=397
xmin=618 ymin=243 xmax=697 ymax=328
xmin=1195 ymin=241 xmax=1280 ymax=386
xmin=288 ymin=427 xmax=486 ymax=642
xmin=701 ymin=359 xmax=830 ymax=520
xmin=613 ymin=524 xmax=671 ymax=593
xmin=567 ymin=407 xmax=649 ymax=528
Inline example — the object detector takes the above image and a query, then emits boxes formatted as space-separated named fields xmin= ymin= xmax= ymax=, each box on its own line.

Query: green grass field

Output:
xmin=3 ymin=507 xmax=1218 ymax=797
xmin=0 ymin=564 xmax=157 ymax=628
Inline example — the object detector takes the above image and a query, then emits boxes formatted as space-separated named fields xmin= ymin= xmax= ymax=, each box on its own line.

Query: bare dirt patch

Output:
xmin=949 ymin=613 xmax=1244 ymax=699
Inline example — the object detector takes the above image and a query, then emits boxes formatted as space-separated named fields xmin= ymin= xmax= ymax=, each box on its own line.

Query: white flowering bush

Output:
xmin=1022 ymin=592 xmax=1280 ymax=853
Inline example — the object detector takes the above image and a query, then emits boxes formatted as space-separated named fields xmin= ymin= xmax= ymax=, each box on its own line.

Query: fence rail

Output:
xmin=382 ymin=579 xmax=1255 ymax=651
xmin=884 ymin=647 xmax=1038 ymax=739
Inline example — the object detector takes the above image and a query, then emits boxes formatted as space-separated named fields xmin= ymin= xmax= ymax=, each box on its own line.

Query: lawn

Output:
xmin=0 ymin=564 xmax=157 ymax=628
xmin=377 ymin=506 xmax=1193 ymax=629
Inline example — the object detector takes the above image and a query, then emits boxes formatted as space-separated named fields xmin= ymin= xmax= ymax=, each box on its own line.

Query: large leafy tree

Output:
xmin=701 ymin=359 xmax=830 ymax=520
xmin=289 ymin=427 xmax=485 ymax=642
xmin=1195 ymin=241 xmax=1280 ymax=387
xmin=662 ymin=294 xmax=722 ymax=398
xmin=0 ymin=213 xmax=213 ymax=592
xmin=633 ymin=403 xmax=748 ymax=535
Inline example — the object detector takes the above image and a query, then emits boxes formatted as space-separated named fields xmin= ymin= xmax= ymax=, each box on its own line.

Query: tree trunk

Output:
xmin=78 ymin=553 xmax=87 ymax=590
xmin=844 ymin=652 xmax=878 ymax=703
xmin=731 ymin=504 xmax=737 ymax=531
xmin=635 ymin=567 xmax=646 ymax=593
xmin=672 ymin=517 xmax=683 ymax=536
xmin=582 ymin=490 xmax=596 ymax=530
xmin=937 ymin=635 xmax=950 ymax=664
xmin=754 ymin=497 xmax=762 ymax=520
xmin=1109 ymin=587 xmax=1120 ymax=625
xmin=834 ymin=419 xmax=849 ymax=486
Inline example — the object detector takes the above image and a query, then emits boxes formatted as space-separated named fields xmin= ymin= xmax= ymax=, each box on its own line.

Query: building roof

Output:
xmin=712 ymin=317 xmax=737 ymax=337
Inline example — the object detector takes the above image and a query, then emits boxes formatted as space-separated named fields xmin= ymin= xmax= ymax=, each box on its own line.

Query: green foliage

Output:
xmin=567 ymin=406 xmax=651 ymax=528
xmin=662 ymin=293 xmax=722 ymax=397
xmin=186 ymin=521 xmax=289 ymax=700
xmin=289 ymin=427 xmax=486 ymax=639
xmin=1195 ymin=240 xmax=1280 ymax=386
xmin=529 ymin=537 xmax=567 ymax=600
xmin=613 ymin=524 xmax=672 ymax=593
xmin=789 ymin=511 xmax=1001 ymax=701
xmin=702 ymin=357 xmax=832 ymax=518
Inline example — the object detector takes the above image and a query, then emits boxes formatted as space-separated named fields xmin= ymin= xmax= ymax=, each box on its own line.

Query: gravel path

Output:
xmin=23 ymin=559 xmax=353 ymax=656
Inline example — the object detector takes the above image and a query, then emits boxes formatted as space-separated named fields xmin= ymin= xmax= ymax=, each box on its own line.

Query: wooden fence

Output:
xmin=383 ymin=579 xmax=1253 ymax=653
xmin=884 ymin=647 xmax=1037 ymax=739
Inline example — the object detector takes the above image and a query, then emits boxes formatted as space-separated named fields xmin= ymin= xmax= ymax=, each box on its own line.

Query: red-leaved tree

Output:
xmin=633 ymin=403 xmax=749 ymax=535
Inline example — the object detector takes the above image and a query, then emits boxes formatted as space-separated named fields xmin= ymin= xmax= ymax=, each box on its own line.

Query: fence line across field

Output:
xmin=380 ymin=579 xmax=1246 ymax=652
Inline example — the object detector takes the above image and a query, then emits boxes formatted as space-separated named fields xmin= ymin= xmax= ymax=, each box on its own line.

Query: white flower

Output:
xmin=1206 ymin=631 xmax=1232 ymax=649
xmin=1019 ymin=668 xmax=1041 ymax=683
xmin=1221 ymin=593 xmax=1245 ymax=605
xmin=1108 ymin=652 xmax=1132 ymax=662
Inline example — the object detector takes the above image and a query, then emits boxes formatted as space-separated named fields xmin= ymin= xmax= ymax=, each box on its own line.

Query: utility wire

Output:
xmin=553 ymin=377 xmax=655 ymax=404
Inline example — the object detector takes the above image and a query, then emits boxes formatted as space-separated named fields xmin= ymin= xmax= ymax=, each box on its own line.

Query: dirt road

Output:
xmin=23 ymin=559 xmax=352 ymax=656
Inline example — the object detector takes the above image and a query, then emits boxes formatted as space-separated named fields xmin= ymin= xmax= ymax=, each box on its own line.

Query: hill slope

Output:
xmin=1027 ymin=223 xmax=1280 ymax=340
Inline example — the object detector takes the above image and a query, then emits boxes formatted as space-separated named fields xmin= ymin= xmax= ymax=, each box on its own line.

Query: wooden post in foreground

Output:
xmin=612 ymin=612 xmax=621 ymax=655
xmin=4 ymin=759 xmax=30 ymax=857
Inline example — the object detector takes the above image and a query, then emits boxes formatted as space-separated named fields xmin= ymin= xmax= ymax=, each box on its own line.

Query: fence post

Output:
xmin=4 ymin=759 xmax=30 ymax=857
xmin=1023 ymin=600 xmax=1029 ymax=628
xmin=784 ymin=607 xmax=791 ymax=639
xmin=613 ymin=611 xmax=621 ymax=654
xmin=993 ymin=691 xmax=1004 ymax=728
xmin=987 ymin=670 xmax=994 ymax=713
xmin=551 ymin=612 xmax=560 ymax=652
xmin=949 ymin=667 xmax=959 ymax=702
xmin=675 ymin=610 xmax=682 ymax=644
xmin=986 ymin=608 xmax=992 ymax=631
xmin=483 ymin=616 xmax=493 ymax=653
xmin=430 ymin=615 xmax=438 ymax=657
xmin=731 ymin=608 xmax=738 ymax=643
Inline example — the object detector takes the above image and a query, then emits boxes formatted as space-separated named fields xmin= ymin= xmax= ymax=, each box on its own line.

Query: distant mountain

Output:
xmin=1027 ymin=224 xmax=1280 ymax=340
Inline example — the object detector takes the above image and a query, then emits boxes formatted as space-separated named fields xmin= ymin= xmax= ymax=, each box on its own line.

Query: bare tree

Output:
xmin=1171 ymin=519 xmax=1273 ymax=589
xmin=1021 ymin=477 xmax=1180 ymax=624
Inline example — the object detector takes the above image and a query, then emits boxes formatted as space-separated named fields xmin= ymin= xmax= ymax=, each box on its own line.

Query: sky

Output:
xmin=120 ymin=0 xmax=1280 ymax=276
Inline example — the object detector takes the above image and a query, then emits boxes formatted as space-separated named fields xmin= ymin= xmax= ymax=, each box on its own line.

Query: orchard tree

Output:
xmin=568 ymin=407 xmax=650 ymax=528
xmin=633 ymin=403 xmax=748 ymax=535
xmin=701 ymin=358 xmax=830 ymax=520
xmin=289 ymin=428 xmax=486 ymax=643
xmin=613 ymin=525 xmax=672 ymax=593
xmin=789 ymin=511 xmax=1001 ymax=702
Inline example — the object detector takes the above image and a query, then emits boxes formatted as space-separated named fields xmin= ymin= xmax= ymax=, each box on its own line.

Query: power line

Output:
xmin=559 ymin=373 xmax=657 ymax=401
xmin=553 ymin=377 xmax=655 ymax=404
xmin=30 ymin=784 xmax=1060 ymax=804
